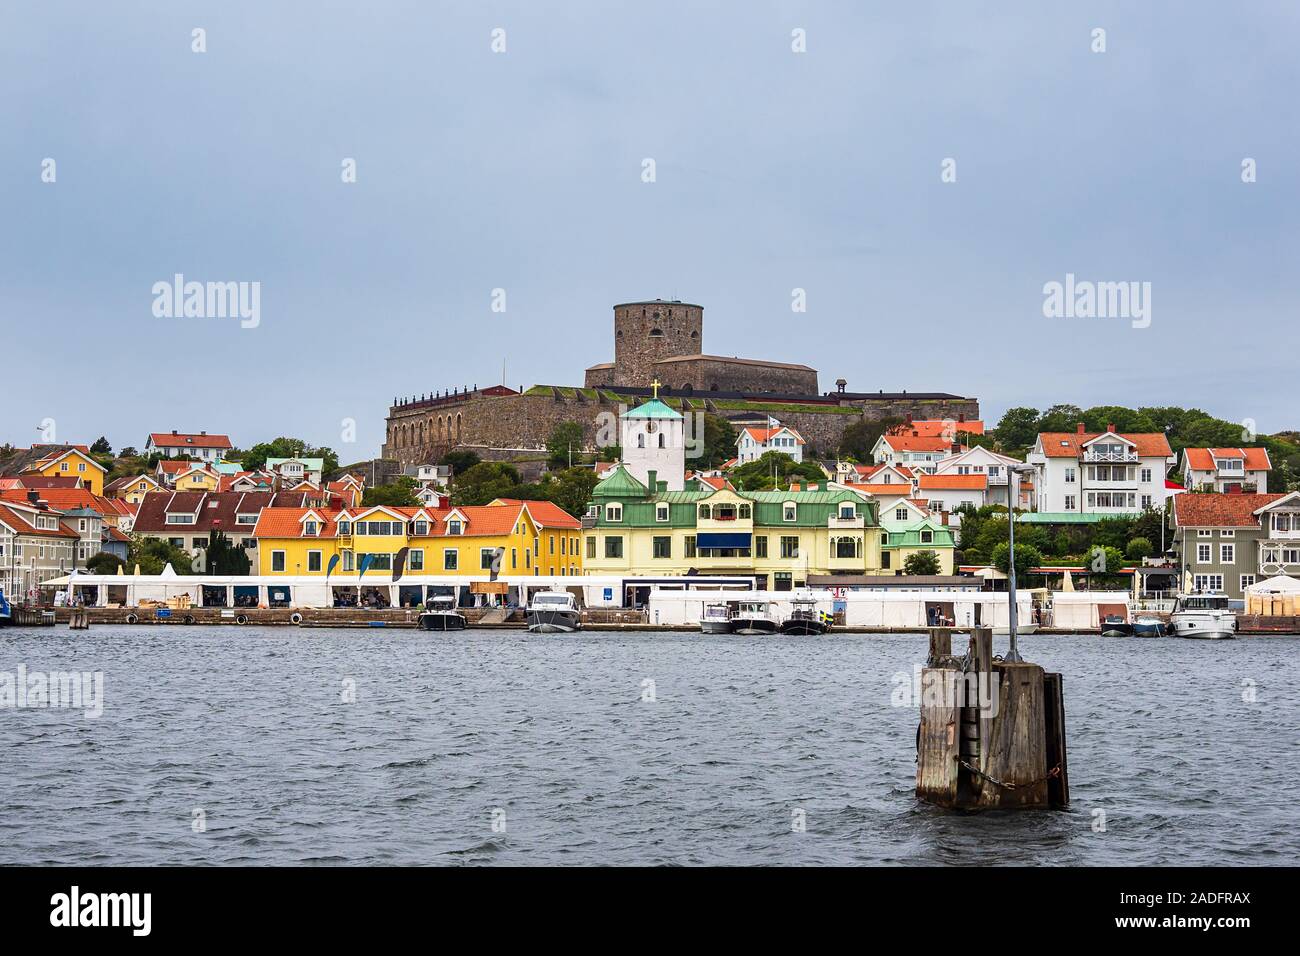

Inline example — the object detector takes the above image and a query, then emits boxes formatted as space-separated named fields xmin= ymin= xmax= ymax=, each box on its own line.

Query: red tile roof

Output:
xmin=0 ymin=504 xmax=80 ymax=538
xmin=897 ymin=419 xmax=985 ymax=437
xmin=1182 ymin=447 xmax=1272 ymax=471
xmin=918 ymin=474 xmax=989 ymax=491
xmin=134 ymin=491 xmax=309 ymax=535
xmin=880 ymin=435 xmax=956 ymax=453
xmin=1172 ymin=492 xmax=1284 ymax=528
xmin=149 ymin=432 xmax=233 ymax=450
xmin=739 ymin=426 xmax=805 ymax=444
xmin=1037 ymin=431 xmax=1174 ymax=459
xmin=0 ymin=488 xmax=122 ymax=517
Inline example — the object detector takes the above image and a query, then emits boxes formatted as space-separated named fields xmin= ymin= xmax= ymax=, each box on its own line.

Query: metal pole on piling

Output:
xmin=1005 ymin=466 xmax=1033 ymax=664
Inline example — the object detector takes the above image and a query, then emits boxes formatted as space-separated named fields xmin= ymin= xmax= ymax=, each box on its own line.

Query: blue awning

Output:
xmin=697 ymin=532 xmax=752 ymax=549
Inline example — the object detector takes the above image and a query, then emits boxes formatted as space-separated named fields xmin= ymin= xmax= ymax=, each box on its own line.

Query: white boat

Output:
xmin=526 ymin=590 xmax=582 ymax=633
xmin=1170 ymin=593 xmax=1236 ymax=640
xmin=729 ymin=600 xmax=779 ymax=636
xmin=700 ymin=603 xmax=732 ymax=634
xmin=992 ymin=624 xmax=1039 ymax=636
xmin=418 ymin=594 xmax=467 ymax=631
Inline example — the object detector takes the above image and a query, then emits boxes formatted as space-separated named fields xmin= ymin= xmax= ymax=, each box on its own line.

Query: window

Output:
xmin=304 ymin=520 xmax=318 ymax=536
xmin=1197 ymin=543 xmax=1212 ymax=563
xmin=1220 ymin=544 xmax=1235 ymax=564
xmin=698 ymin=505 xmax=711 ymax=519
xmin=1193 ymin=574 xmax=1223 ymax=592
xmin=834 ymin=537 xmax=859 ymax=558
xmin=921 ymin=530 xmax=933 ymax=543
xmin=341 ymin=551 xmax=354 ymax=571
xmin=1197 ymin=529 xmax=1213 ymax=538
xmin=1065 ymin=467 xmax=1076 ymax=483
xmin=604 ymin=536 xmax=623 ymax=559
xmin=414 ymin=520 xmax=428 ymax=536
xmin=783 ymin=503 xmax=797 ymax=522
xmin=365 ymin=553 xmax=392 ymax=570
xmin=656 ymin=503 xmax=669 ymax=522
xmin=1240 ymin=574 xmax=1256 ymax=591
xmin=1140 ymin=495 xmax=1152 ymax=509
xmin=447 ymin=519 xmax=463 ymax=535
xmin=338 ymin=520 xmax=351 ymax=535
xmin=780 ymin=536 xmax=799 ymax=559
xmin=738 ymin=504 xmax=751 ymax=519
xmin=165 ymin=513 xmax=195 ymax=524
xmin=653 ymin=536 xmax=671 ymax=559
xmin=192 ymin=538 xmax=205 ymax=549
xmin=895 ymin=507 xmax=908 ymax=521
xmin=605 ymin=504 xmax=622 ymax=522
xmin=1064 ymin=495 xmax=1076 ymax=511
xmin=443 ymin=549 xmax=458 ymax=570
xmin=236 ymin=513 xmax=258 ymax=525
xmin=1220 ymin=529 xmax=1235 ymax=538
xmin=684 ymin=535 xmax=697 ymax=558
xmin=1141 ymin=468 xmax=1152 ymax=482
xmin=510 ymin=549 xmax=517 ymax=569
xmin=755 ymin=535 xmax=768 ymax=558
xmin=307 ymin=551 xmax=322 ymax=572
xmin=586 ymin=537 xmax=596 ymax=559
xmin=272 ymin=550 xmax=286 ymax=572
xmin=881 ymin=551 xmax=891 ymax=569
xmin=480 ymin=548 xmax=496 ymax=570
xmin=839 ymin=505 xmax=855 ymax=520
xmin=409 ymin=549 xmax=424 ymax=571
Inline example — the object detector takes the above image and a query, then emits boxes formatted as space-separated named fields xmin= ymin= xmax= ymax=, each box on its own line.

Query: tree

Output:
xmin=1125 ymin=537 xmax=1154 ymax=561
xmin=536 ymin=467 xmax=599 ymax=520
xmin=1085 ymin=545 xmax=1127 ymax=583
xmin=206 ymin=531 xmax=251 ymax=575
xmin=1036 ymin=404 xmax=1084 ymax=433
xmin=838 ymin=416 xmax=902 ymax=462
xmin=439 ymin=450 xmax=480 ymax=476
xmin=451 ymin=462 xmax=521 ymax=506
xmin=90 ymin=436 xmax=112 ymax=455
xmin=729 ymin=451 xmax=825 ymax=492
xmin=127 ymin=536 xmax=193 ymax=575
xmin=903 ymin=550 xmax=941 ymax=575
xmin=991 ymin=542 xmax=1044 ymax=579
xmin=362 ymin=476 xmax=420 ymax=508
xmin=546 ymin=422 xmax=586 ymax=471
xmin=993 ymin=407 xmax=1039 ymax=452
xmin=241 ymin=437 xmax=339 ymax=475
xmin=86 ymin=551 xmax=125 ymax=574
xmin=696 ymin=414 xmax=737 ymax=469
xmin=119 ymin=446 xmax=138 ymax=459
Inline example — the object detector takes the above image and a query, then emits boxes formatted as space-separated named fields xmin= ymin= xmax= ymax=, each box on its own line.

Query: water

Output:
xmin=1 ymin=626 xmax=1296 ymax=866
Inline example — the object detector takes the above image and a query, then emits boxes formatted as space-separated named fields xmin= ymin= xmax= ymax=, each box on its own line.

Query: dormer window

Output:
xmin=448 ymin=518 xmax=463 ymax=535
xmin=698 ymin=504 xmax=711 ymax=519
xmin=605 ymin=503 xmax=622 ymax=522
xmin=656 ymin=503 xmax=669 ymax=522
xmin=304 ymin=520 xmax=318 ymax=536
xmin=783 ymin=502 xmax=797 ymax=522
xmin=839 ymin=505 xmax=855 ymax=520
xmin=414 ymin=520 xmax=429 ymax=536
xmin=738 ymin=504 xmax=751 ymax=519
xmin=921 ymin=530 xmax=934 ymax=543
xmin=338 ymin=520 xmax=351 ymax=535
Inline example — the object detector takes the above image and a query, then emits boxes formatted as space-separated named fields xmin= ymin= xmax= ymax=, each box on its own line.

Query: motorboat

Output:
xmin=0 ymin=588 xmax=10 ymax=627
xmin=1132 ymin=616 xmax=1166 ymax=638
xmin=526 ymin=590 xmax=582 ymax=633
xmin=1170 ymin=593 xmax=1236 ymax=640
xmin=729 ymin=601 xmax=779 ymax=636
xmin=779 ymin=595 xmax=830 ymax=635
xmin=418 ymin=594 xmax=467 ymax=631
xmin=700 ymin=603 xmax=732 ymax=634
xmin=1100 ymin=614 xmax=1133 ymax=637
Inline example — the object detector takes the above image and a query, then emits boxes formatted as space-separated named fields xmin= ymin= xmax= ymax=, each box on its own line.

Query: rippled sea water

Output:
xmin=1 ymin=625 xmax=1296 ymax=866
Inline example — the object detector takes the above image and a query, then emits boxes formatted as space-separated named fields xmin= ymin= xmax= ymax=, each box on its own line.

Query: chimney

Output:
xmin=27 ymin=490 xmax=39 ymax=505
xmin=200 ymin=430 xmax=207 ymax=436
xmin=905 ymin=413 xmax=913 ymax=425
xmin=1106 ymin=423 xmax=1116 ymax=433
xmin=647 ymin=470 xmax=656 ymax=493
xmin=1076 ymin=423 xmax=1086 ymax=435
xmin=951 ymin=441 xmax=961 ymax=454
xmin=172 ymin=429 xmax=178 ymax=434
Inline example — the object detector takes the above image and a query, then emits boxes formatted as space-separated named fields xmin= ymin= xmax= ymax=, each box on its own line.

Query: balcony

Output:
xmin=1084 ymin=450 xmax=1139 ymax=464
xmin=827 ymin=514 xmax=865 ymax=529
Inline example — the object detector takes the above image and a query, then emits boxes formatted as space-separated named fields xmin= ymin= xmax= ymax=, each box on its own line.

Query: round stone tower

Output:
xmin=611 ymin=299 xmax=703 ymax=387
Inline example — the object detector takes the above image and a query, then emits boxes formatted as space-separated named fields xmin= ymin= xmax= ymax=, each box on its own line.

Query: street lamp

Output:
xmin=1004 ymin=463 xmax=1037 ymax=664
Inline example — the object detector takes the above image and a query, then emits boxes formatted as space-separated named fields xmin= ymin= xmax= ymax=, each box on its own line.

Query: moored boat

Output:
xmin=700 ymin=603 xmax=732 ymax=634
xmin=1132 ymin=616 xmax=1166 ymax=637
xmin=418 ymin=594 xmax=467 ymax=631
xmin=729 ymin=600 xmax=779 ymax=636
xmin=779 ymin=595 xmax=830 ymax=635
xmin=1170 ymin=593 xmax=1236 ymax=640
xmin=1101 ymin=614 xmax=1133 ymax=637
xmin=526 ymin=590 xmax=582 ymax=633
xmin=0 ymin=588 xmax=11 ymax=627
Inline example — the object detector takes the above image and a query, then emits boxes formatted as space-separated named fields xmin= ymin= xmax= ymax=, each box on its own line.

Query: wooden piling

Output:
xmin=916 ymin=626 xmax=1070 ymax=811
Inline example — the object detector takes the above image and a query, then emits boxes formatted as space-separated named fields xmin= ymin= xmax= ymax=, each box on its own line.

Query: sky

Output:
xmin=2 ymin=1 xmax=1297 ymax=459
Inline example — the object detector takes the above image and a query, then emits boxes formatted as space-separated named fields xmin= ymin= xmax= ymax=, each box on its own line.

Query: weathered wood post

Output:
xmin=916 ymin=626 xmax=1069 ymax=811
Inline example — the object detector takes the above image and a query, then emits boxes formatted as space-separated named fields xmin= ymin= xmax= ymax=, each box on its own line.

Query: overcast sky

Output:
xmin=3 ymin=1 xmax=1296 ymax=459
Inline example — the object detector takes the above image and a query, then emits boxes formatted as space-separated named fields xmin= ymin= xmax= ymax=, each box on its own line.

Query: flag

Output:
xmin=392 ymin=547 xmax=409 ymax=583
xmin=488 ymin=547 xmax=505 ymax=582
xmin=358 ymin=554 xmax=373 ymax=579
xmin=325 ymin=554 xmax=339 ymax=580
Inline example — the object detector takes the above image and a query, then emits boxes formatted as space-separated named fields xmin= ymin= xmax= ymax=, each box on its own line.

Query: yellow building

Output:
xmin=252 ymin=499 xmax=583 ymax=579
xmin=105 ymin=472 xmax=161 ymax=504
xmin=20 ymin=445 xmax=107 ymax=496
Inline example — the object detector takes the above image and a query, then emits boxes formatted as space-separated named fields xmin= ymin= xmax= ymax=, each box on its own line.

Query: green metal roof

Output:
xmin=624 ymin=398 xmax=681 ymax=420
xmin=741 ymin=489 xmax=862 ymax=504
xmin=1016 ymin=512 xmax=1139 ymax=524
xmin=591 ymin=464 xmax=647 ymax=497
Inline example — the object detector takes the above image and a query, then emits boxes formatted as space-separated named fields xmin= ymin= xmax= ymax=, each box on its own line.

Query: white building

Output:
xmin=620 ymin=393 xmax=685 ymax=491
xmin=916 ymin=473 xmax=989 ymax=513
xmin=735 ymin=424 xmax=805 ymax=464
xmin=1180 ymin=447 xmax=1271 ymax=494
xmin=1027 ymin=424 xmax=1175 ymax=516
xmin=870 ymin=432 xmax=961 ymax=474
xmin=933 ymin=446 xmax=1030 ymax=508
xmin=146 ymin=431 xmax=233 ymax=461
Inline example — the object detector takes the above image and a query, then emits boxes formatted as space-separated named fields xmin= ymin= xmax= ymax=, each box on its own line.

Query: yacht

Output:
xmin=1170 ymin=593 xmax=1236 ymax=640
xmin=779 ymin=595 xmax=830 ymax=635
xmin=729 ymin=600 xmax=779 ymax=636
xmin=526 ymin=590 xmax=582 ymax=633
xmin=1100 ymin=614 xmax=1133 ymax=637
xmin=418 ymin=594 xmax=467 ymax=631
xmin=700 ymin=603 xmax=732 ymax=634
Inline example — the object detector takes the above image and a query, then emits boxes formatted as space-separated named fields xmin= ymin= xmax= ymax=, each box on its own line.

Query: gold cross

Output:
xmin=651 ymin=378 xmax=662 ymax=398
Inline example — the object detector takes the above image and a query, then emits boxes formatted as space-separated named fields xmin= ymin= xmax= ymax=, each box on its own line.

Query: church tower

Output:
xmin=620 ymin=380 xmax=685 ymax=491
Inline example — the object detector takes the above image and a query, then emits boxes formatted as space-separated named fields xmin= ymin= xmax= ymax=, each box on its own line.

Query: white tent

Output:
xmin=1245 ymin=575 xmax=1300 ymax=594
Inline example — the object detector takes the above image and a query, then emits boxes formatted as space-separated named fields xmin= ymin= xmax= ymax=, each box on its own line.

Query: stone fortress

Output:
xmin=382 ymin=299 xmax=979 ymax=469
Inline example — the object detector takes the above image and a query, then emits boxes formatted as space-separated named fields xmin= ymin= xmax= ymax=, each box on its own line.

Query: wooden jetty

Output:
xmin=917 ymin=626 xmax=1069 ymax=811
